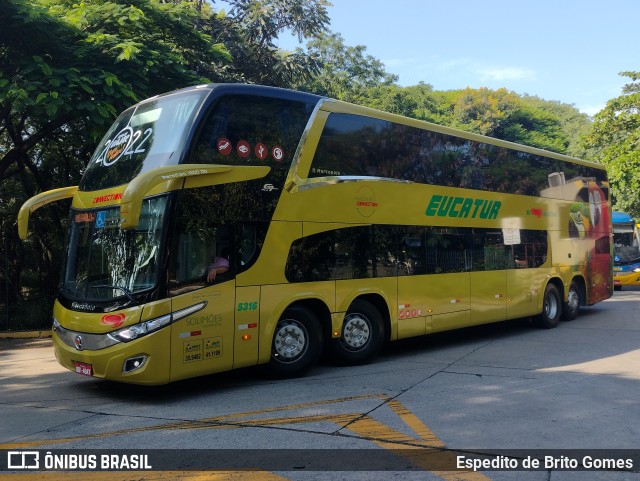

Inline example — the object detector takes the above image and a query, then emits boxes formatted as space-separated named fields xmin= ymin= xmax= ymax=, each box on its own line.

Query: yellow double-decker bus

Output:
xmin=18 ymin=84 xmax=612 ymax=384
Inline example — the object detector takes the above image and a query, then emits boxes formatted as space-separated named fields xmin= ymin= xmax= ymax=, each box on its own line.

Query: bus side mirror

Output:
xmin=119 ymin=164 xmax=271 ymax=229
xmin=17 ymin=186 xmax=79 ymax=240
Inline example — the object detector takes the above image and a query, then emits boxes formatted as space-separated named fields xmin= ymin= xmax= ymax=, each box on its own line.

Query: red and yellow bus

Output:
xmin=18 ymin=84 xmax=612 ymax=384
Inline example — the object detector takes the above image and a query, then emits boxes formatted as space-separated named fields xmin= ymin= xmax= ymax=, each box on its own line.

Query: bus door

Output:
xmin=169 ymin=281 xmax=236 ymax=381
xmin=167 ymin=188 xmax=236 ymax=382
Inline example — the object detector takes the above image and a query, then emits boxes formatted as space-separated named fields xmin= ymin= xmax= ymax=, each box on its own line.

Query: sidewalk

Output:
xmin=0 ymin=330 xmax=52 ymax=340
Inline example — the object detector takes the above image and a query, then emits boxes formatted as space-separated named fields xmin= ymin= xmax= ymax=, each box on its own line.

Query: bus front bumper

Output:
xmin=52 ymin=325 xmax=171 ymax=385
xmin=613 ymin=270 xmax=640 ymax=287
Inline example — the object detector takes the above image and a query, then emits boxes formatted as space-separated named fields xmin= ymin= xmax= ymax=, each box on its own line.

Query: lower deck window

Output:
xmin=285 ymin=226 xmax=548 ymax=282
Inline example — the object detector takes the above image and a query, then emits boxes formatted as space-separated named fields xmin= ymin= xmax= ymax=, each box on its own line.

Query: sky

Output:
xmin=276 ymin=0 xmax=638 ymax=116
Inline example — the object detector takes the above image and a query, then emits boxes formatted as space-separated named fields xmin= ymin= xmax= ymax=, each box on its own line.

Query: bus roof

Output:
xmin=135 ymin=83 xmax=604 ymax=172
xmin=613 ymin=211 xmax=635 ymax=224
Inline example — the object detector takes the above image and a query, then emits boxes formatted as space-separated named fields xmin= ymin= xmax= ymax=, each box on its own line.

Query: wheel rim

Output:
xmin=273 ymin=320 xmax=307 ymax=362
xmin=545 ymin=291 xmax=559 ymax=319
xmin=341 ymin=313 xmax=371 ymax=351
xmin=567 ymin=288 xmax=579 ymax=312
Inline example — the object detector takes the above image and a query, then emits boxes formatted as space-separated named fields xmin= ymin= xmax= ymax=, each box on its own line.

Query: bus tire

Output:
xmin=562 ymin=280 xmax=581 ymax=321
xmin=536 ymin=283 xmax=562 ymax=329
xmin=328 ymin=300 xmax=384 ymax=365
xmin=266 ymin=306 xmax=323 ymax=378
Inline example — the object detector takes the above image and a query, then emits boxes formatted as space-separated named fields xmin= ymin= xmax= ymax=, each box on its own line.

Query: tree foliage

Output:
xmin=292 ymin=33 xmax=397 ymax=102
xmin=584 ymin=71 xmax=640 ymax=216
xmin=0 ymin=0 xmax=331 ymax=326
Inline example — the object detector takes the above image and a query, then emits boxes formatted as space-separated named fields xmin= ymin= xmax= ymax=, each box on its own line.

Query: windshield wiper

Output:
xmin=90 ymin=284 xmax=136 ymax=302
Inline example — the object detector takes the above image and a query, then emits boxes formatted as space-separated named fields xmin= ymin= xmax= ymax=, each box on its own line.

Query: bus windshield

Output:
xmin=61 ymin=196 xmax=168 ymax=302
xmin=613 ymin=224 xmax=640 ymax=264
xmin=80 ymin=89 xmax=208 ymax=191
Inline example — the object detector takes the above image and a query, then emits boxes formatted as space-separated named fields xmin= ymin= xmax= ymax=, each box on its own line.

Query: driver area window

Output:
xmin=168 ymin=188 xmax=233 ymax=296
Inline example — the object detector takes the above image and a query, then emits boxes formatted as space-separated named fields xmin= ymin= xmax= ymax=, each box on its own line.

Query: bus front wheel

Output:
xmin=536 ymin=283 xmax=562 ymax=329
xmin=328 ymin=300 xmax=384 ymax=365
xmin=267 ymin=306 xmax=323 ymax=378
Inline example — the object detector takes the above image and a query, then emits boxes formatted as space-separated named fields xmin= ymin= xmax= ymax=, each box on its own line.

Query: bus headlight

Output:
xmin=109 ymin=314 xmax=171 ymax=342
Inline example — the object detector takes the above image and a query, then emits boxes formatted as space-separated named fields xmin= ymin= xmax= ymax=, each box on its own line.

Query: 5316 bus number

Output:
xmin=237 ymin=302 xmax=258 ymax=312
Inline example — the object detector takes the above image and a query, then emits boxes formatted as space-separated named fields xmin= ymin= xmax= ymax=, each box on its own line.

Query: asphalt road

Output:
xmin=1 ymin=288 xmax=640 ymax=480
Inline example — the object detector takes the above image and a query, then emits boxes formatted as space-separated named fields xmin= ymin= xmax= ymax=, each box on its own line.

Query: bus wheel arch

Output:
xmin=266 ymin=303 xmax=325 ymax=378
xmin=536 ymin=280 xmax=562 ymax=329
xmin=563 ymin=277 xmax=585 ymax=321
xmin=328 ymin=295 xmax=388 ymax=365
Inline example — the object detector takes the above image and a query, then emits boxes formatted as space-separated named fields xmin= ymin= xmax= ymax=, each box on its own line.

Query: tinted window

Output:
xmin=309 ymin=113 xmax=608 ymax=199
xmin=191 ymin=94 xmax=314 ymax=175
xmin=81 ymin=91 xmax=207 ymax=191
xmin=285 ymin=225 xmax=548 ymax=282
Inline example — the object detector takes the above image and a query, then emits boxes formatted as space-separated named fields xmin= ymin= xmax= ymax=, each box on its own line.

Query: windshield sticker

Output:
xmin=95 ymin=210 xmax=120 ymax=229
xmin=237 ymin=140 xmax=251 ymax=158
xmin=94 ymin=127 xmax=154 ymax=167
xmin=255 ymin=142 xmax=268 ymax=161
xmin=104 ymin=126 xmax=133 ymax=166
xmin=217 ymin=138 xmax=232 ymax=155
xmin=96 ymin=211 xmax=106 ymax=229
xmin=271 ymin=145 xmax=284 ymax=162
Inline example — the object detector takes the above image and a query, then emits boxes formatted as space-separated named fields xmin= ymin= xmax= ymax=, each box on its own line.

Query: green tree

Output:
xmin=0 ymin=0 xmax=233 ymax=183
xmin=363 ymin=82 xmax=438 ymax=119
xmin=584 ymin=71 xmax=640 ymax=216
xmin=521 ymin=95 xmax=593 ymax=158
xmin=205 ymin=0 xmax=331 ymax=86
xmin=293 ymin=33 xmax=397 ymax=102
xmin=0 ymin=0 xmax=331 ymax=327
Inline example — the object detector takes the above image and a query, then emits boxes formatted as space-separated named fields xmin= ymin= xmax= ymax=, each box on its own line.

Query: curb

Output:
xmin=0 ymin=330 xmax=52 ymax=339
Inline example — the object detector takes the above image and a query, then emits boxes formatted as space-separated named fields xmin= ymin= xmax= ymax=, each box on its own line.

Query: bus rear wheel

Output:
xmin=328 ymin=300 xmax=384 ymax=365
xmin=267 ymin=306 xmax=323 ymax=378
xmin=562 ymin=281 xmax=581 ymax=321
xmin=536 ymin=283 xmax=562 ymax=329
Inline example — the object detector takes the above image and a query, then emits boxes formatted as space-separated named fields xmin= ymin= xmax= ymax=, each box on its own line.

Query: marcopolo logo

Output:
xmin=425 ymin=194 xmax=502 ymax=220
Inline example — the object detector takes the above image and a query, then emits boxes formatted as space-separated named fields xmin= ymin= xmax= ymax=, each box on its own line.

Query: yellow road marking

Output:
xmin=1 ymin=394 xmax=492 ymax=480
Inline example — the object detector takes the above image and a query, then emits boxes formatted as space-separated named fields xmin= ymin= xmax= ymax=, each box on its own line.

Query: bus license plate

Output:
xmin=74 ymin=362 xmax=93 ymax=376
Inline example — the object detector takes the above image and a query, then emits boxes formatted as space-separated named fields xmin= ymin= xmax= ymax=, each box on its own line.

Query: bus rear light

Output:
xmin=123 ymin=355 xmax=147 ymax=373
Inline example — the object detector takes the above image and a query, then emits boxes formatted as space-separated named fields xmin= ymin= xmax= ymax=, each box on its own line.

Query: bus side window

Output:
xmin=174 ymin=230 xmax=210 ymax=283
xmin=168 ymin=188 xmax=234 ymax=295
xmin=234 ymin=222 xmax=269 ymax=274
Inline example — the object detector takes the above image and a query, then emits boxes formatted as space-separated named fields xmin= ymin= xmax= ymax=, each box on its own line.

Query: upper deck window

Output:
xmin=309 ymin=112 xmax=608 ymax=200
xmin=81 ymin=90 xmax=207 ymax=191
xmin=190 ymin=94 xmax=314 ymax=171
